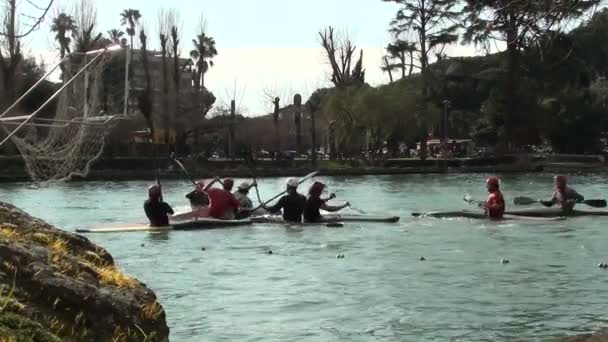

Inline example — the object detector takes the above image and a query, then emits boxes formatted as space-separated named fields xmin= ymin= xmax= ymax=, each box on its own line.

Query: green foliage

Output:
xmin=543 ymin=88 xmax=605 ymax=153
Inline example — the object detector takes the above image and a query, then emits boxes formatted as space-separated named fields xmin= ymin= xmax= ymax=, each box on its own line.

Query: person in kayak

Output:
xmin=548 ymin=175 xmax=584 ymax=211
xmin=234 ymin=181 xmax=256 ymax=218
xmin=204 ymin=177 xmax=241 ymax=219
xmin=303 ymin=181 xmax=349 ymax=223
xmin=264 ymin=178 xmax=306 ymax=223
xmin=144 ymin=184 xmax=174 ymax=227
xmin=483 ymin=176 xmax=505 ymax=219
xmin=185 ymin=180 xmax=209 ymax=210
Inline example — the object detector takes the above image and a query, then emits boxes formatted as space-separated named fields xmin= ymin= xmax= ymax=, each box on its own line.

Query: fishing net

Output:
xmin=0 ymin=47 xmax=128 ymax=182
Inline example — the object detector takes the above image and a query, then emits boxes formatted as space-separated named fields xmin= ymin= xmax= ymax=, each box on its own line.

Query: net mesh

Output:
xmin=3 ymin=49 xmax=127 ymax=182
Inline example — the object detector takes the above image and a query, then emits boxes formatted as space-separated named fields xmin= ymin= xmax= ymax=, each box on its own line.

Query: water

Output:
xmin=2 ymin=173 xmax=608 ymax=341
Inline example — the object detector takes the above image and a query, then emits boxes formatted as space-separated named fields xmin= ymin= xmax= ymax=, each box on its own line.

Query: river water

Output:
xmin=1 ymin=173 xmax=608 ymax=341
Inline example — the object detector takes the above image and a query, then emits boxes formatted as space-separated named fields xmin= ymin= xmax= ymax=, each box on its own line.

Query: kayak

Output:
xmin=251 ymin=214 xmax=400 ymax=224
xmin=412 ymin=210 xmax=566 ymax=221
xmin=505 ymin=208 xmax=608 ymax=217
xmin=76 ymin=217 xmax=252 ymax=233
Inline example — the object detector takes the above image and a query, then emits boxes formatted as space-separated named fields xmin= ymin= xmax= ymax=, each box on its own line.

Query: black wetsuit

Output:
xmin=303 ymin=196 xmax=324 ymax=222
xmin=186 ymin=190 xmax=209 ymax=207
xmin=266 ymin=193 xmax=306 ymax=223
xmin=144 ymin=199 xmax=174 ymax=226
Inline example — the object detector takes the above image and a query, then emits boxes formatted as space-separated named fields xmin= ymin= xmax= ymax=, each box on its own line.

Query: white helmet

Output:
xmin=286 ymin=178 xmax=299 ymax=188
xmin=238 ymin=182 xmax=251 ymax=191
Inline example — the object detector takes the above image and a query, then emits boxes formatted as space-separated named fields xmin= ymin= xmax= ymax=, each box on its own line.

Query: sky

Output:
xmin=22 ymin=0 xmax=490 ymax=116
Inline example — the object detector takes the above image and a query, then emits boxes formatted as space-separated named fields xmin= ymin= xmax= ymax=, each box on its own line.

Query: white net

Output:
xmin=1 ymin=48 xmax=128 ymax=182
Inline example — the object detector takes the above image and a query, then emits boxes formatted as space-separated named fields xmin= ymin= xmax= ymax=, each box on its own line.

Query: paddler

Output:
xmin=144 ymin=184 xmax=174 ymax=227
xmin=303 ymin=181 xmax=349 ymax=223
xmin=483 ymin=176 xmax=505 ymax=219
xmin=185 ymin=180 xmax=209 ymax=210
xmin=264 ymin=178 xmax=307 ymax=223
xmin=233 ymin=181 xmax=256 ymax=218
xmin=204 ymin=177 xmax=241 ymax=219
xmin=548 ymin=175 xmax=584 ymax=211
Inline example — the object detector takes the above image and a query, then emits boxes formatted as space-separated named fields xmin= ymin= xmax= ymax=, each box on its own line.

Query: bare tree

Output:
xmin=318 ymin=26 xmax=365 ymax=88
xmin=0 ymin=0 xmax=54 ymax=109
xmin=72 ymin=0 xmax=101 ymax=52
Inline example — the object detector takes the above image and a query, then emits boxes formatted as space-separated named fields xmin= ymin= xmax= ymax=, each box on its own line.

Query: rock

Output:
xmin=0 ymin=201 xmax=169 ymax=341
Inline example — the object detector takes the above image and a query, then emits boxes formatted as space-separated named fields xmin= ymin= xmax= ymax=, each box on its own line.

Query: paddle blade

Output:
xmin=513 ymin=196 xmax=538 ymax=205
xmin=583 ymin=199 xmax=607 ymax=208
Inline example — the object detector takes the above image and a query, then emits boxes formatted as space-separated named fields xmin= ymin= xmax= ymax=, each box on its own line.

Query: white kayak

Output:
xmin=76 ymin=216 xmax=252 ymax=233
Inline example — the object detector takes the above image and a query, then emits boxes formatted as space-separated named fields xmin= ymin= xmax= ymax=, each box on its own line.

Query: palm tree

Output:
xmin=191 ymin=33 xmax=217 ymax=90
xmin=51 ymin=13 xmax=77 ymax=59
xmin=107 ymin=29 xmax=125 ymax=44
xmin=120 ymin=9 xmax=141 ymax=50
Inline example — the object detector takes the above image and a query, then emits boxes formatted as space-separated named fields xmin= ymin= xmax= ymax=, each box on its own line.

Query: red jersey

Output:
xmin=485 ymin=190 xmax=505 ymax=219
xmin=207 ymin=188 xmax=240 ymax=219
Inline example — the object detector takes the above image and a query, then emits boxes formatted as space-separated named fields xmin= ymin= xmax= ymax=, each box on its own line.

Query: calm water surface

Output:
xmin=2 ymin=173 xmax=608 ymax=341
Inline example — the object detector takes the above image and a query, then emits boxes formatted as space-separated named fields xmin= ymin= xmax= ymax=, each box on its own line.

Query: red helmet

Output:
xmin=148 ymin=184 xmax=161 ymax=199
xmin=223 ymin=178 xmax=234 ymax=190
xmin=309 ymin=181 xmax=326 ymax=197
xmin=486 ymin=177 xmax=500 ymax=188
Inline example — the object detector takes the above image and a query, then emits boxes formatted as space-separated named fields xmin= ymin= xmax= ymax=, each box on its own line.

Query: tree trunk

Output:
xmin=383 ymin=57 xmax=393 ymax=83
xmin=503 ymin=12 xmax=519 ymax=152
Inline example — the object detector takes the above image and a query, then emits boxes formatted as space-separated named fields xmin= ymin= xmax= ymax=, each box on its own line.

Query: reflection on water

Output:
xmin=1 ymin=173 xmax=608 ymax=341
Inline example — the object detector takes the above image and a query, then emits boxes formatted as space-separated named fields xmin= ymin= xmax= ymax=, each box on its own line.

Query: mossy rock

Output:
xmin=0 ymin=312 xmax=61 ymax=342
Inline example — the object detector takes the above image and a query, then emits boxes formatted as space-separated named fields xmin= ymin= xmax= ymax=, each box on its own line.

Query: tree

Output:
xmin=138 ymin=27 xmax=153 ymax=140
xmin=386 ymin=39 xmax=416 ymax=78
xmin=120 ymin=8 xmax=141 ymax=50
xmin=463 ymin=0 xmax=600 ymax=149
xmin=107 ymin=29 xmax=124 ymax=44
xmin=51 ymin=13 xmax=76 ymax=59
xmin=191 ymin=32 xmax=217 ymax=90
xmin=72 ymin=0 xmax=102 ymax=53
xmin=157 ymin=9 xmax=170 ymax=144
xmin=382 ymin=0 xmax=461 ymax=160
xmin=318 ymin=26 xmax=365 ymax=88
xmin=0 ymin=0 xmax=53 ymax=109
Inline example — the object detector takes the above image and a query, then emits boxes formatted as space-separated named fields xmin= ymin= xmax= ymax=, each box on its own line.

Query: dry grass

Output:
xmin=0 ymin=227 xmax=19 ymax=241
xmin=0 ymin=336 xmax=17 ymax=342
xmin=141 ymin=301 xmax=163 ymax=321
xmin=98 ymin=266 xmax=138 ymax=289
xmin=48 ymin=238 xmax=70 ymax=256
xmin=30 ymin=232 xmax=50 ymax=245
xmin=112 ymin=325 xmax=155 ymax=342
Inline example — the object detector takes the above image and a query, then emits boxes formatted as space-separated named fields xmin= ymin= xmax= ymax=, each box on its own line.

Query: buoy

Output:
xmin=336 ymin=254 xmax=345 ymax=259
xmin=201 ymin=247 xmax=206 ymax=251
xmin=501 ymin=259 xmax=509 ymax=264
xmin=420 ymin=256 xmax=426 ymax=261
xmin=140 ymin=243 xmax=145 ymax=247
xmin=268 ymin=250 xmax=273 ymax=255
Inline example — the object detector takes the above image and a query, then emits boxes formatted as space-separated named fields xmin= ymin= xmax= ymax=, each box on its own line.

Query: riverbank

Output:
xmin=3 ymin=153 xmax=605 ymax=182
xmin=0 ymin=201 xmax=169 ymax=341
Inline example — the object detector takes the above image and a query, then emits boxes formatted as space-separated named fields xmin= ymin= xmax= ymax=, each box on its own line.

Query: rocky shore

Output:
xmin=0 ymin=202 xmax=169 ymax=341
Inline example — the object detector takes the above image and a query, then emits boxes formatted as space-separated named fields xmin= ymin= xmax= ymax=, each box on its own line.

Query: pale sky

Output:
xmin=23 ymin=0 xmax=488 ymax=116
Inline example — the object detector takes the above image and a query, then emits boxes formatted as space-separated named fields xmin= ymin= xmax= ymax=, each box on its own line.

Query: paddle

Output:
xmin=249 ymin=171 xmax=319 ymax=212
xmin=513 ymin=196 xmax=607 ymax=208
xmin=463 ymin=194 xmax=484 ymax=208
xmin=169 ymin=153 xmax=196 ymax=186
xmin=244 ymin=151 xmax=263 ymax=205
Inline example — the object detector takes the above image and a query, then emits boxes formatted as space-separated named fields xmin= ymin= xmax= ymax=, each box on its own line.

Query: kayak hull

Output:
xmin=505 ymin=208 xmax=608 ymax=217
xmin=76 ymin=217 xmax=252 ymax=233
xmin=412 ymin=210 xmax=565 ymax=221
xmin=251 ymin=214 xmax=400 ymax=224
